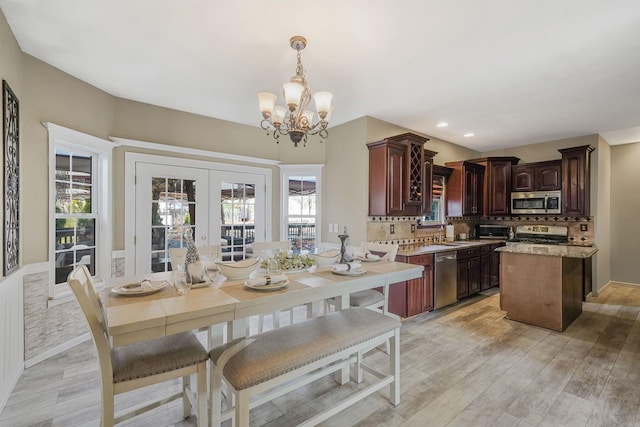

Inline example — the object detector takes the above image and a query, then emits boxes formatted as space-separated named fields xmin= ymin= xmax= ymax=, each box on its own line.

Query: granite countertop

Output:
xmin=397 ymin=239 xmax=506 ymax=256
xmin=496 ymin=243 xmax=598 ymax=258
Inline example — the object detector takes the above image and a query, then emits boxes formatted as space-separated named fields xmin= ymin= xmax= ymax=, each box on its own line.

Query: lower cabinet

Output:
xmin=388 ymin=254 xmax=433 ymax=317
xmin=457 ymin=247 xmax=481 ymax=298
xmin=480 ymin=243 xmax=504 ymax=291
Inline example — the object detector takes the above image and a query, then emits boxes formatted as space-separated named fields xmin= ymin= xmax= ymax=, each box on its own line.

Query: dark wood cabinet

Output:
xmin=367 ymin=140 xmax=406 ymax=215
xmin=481 ymin=243 xmax=504 ymax=291
xmin=512 ymin=160 xmax=561 ymax=192
xmin=367 ymin=133 xmax=430 ymax=216
xmin=512 ymin=165 xmax=535 ymax=192
xmin=445 ymin=161 xmax=485 ymax=216
xmin=470 ymin=157 xmax=520 ymax=216
xmin=559 ymin=145 xmax=594 ymax=216
xmin=536 ymin=162 xmax=562 ymax=191
xmin=389 ymin=254 xmax=433 ymax=317
xmin=456 ymin=247 xmax=481 ymax=298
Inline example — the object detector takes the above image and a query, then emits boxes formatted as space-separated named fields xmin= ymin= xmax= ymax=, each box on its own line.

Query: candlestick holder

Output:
xmin=338 ymin=233 xmax=351 ymax=263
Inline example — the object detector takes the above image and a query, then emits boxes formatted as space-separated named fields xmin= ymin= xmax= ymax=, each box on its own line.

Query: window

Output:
xmin=47 ymin=123 xmax=113 ymax=298
xmin=420 ymin=174 xmax=446 ymax=226
xmin=54 ymin=149 xmax=96 ymax=283
xmin=279 ymin=165 xmax=323 ymax=253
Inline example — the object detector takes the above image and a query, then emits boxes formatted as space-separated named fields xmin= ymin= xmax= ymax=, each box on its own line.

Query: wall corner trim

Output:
xmin=110 ymin=136 xmax=282 ymax=166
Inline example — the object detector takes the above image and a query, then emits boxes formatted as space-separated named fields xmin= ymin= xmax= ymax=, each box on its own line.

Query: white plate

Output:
xmin=244 ymin=279 xmax=289 ymax=291
xmin=111 ymin=280 xmax=169 ymax=296
xmin=353 ymin=256 xmax=381 ymax=263
xmin=331 ymin=269 xmax=366 ymax=276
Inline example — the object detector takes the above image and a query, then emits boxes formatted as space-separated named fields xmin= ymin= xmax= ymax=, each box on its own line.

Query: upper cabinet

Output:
xmin=367 ymin=133 xmax=432 ymax=216
xmin=512 ymin=160 xmax=561 ymax=192
xmin=445 ymin=161 xmax=485 ymax=216
xmin=470 ymin=157 xmax=520 ymax=216
xmin=559 ymin=145 xmax=595 ymax=216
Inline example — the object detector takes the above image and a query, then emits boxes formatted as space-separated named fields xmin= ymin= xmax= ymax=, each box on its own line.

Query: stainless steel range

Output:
xmin=510 ymin=224 xmax=568 ymax=245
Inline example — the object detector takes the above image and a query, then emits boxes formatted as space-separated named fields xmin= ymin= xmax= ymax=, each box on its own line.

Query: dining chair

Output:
xmin=325 ymin=242 xmax=399 ymax=317
xmin=249 ymin=241 xmax=313 ymax=333
xmin=67 ymin=266 xmax=209 ymax=426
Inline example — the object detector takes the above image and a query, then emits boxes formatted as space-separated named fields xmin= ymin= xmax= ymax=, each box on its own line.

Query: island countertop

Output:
xmin=397 ymin=239 xmax=506 ymax=256
xmin=496 ymin=243 xmax=598 ymax=258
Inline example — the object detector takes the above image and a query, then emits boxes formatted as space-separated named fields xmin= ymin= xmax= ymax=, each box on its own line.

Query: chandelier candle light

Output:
xmin=257 ymin=36 xmax=333 ymax=147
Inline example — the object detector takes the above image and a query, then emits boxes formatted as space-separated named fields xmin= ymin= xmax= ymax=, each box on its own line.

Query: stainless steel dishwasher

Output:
xmin=435 ymin=251 xmax=458 ymax=309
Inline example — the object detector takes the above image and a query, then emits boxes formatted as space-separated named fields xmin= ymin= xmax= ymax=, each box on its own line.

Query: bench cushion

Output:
xmin=209 ymin=308 xmax=400 ymax=390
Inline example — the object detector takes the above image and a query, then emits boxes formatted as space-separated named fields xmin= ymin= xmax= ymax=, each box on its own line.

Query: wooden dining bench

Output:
xmin=208 ymin=307 xmax=401 ymax=426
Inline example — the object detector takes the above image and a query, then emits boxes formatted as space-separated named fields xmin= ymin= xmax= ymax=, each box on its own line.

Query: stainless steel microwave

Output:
xmin=511 ymin=190 xmax=561 ymax=214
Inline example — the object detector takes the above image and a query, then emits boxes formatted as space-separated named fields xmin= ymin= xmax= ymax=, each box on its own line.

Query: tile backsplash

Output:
xmin=366 ymin=215 xmax=595 ymax=246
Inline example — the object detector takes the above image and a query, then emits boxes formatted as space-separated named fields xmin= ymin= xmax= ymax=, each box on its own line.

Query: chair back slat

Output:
xmin=67 ymin=266 xmax=113 ymax=373
xmin=251 ymin=241 xmax=291 ymax=259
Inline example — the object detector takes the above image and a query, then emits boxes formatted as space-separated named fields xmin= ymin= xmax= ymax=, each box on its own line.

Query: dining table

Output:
xmin=102 ymin=260 xmax=424 ymax=348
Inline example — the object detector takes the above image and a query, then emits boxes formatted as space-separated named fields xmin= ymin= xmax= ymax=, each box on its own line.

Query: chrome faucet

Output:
xmin=437 ymin=225 xmax=444 ymax=243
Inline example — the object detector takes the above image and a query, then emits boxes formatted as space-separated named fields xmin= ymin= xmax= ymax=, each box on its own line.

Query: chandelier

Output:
xmin=257 ymin=36 xmax=333 ymax=147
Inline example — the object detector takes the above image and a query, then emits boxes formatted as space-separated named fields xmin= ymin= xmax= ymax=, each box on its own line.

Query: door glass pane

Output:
xmin=150 ymin=176 xmax=200 ymax=272
xmin=287 ymin=176 xmax=316 ymax=252
xmin=220 ymin=182 xmax=255 ymax=260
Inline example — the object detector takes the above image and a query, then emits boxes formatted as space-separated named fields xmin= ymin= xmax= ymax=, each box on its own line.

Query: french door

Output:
xmin=133 ymin=161 xmax=267 ymax=274
xmin=209 ymin=171 xmax=266 ymax=261
xmin=135 ymin=163 xmax=209 ymax=273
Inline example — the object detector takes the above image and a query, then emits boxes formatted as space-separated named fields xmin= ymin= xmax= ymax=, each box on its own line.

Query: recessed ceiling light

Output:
xmin=436 ymin=122 xmax=448 ymax=128
xmin=463 ymin=133 xmax=475 ymax=137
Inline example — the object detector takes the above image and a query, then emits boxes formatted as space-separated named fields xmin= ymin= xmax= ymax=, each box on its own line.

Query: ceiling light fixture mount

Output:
xmin=257 ymin=36 xmax=333 ymax=147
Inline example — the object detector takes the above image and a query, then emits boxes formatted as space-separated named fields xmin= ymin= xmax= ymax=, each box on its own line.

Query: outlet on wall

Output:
xmin=580 ymin=224 xmax=588 ymax=231
xmin=411 ymin=224 xmax=416 ymax=233
xmin=390 ymin=224 xmax=395 ymax=234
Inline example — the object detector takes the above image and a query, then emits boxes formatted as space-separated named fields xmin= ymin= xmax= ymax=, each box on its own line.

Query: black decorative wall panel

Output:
xmin=3 ymin=80 xmax=19 ymax=275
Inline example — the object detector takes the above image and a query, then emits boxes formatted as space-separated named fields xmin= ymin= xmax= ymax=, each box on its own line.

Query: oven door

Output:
xmin=511 ymin=191 xmax=561 ymax=214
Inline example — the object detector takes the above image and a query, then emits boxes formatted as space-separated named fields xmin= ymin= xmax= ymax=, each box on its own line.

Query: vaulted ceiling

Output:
xmin=1 ymin=0 xmax=639 ymax=151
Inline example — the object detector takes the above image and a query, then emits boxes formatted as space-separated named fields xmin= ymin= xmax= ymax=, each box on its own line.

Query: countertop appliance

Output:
xmin=476 ymin=224 xmax=509 ymax=240
xmin=510 ymin=224 xmax=568 ymax=245
xmin=511 ymin=190 xmax=561 ymax=214
xmin=434 ymin=251 xmax=458 ymax=309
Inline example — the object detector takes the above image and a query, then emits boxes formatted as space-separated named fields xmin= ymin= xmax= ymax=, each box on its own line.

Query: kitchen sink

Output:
xmin=443 ymin=242 xmax=469 ymax=246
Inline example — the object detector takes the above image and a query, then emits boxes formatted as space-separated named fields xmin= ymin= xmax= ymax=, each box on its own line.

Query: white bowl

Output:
xmin=310 ymin=250 xmax=340 ymax=267
xmin=215 ymin=258 xmax=261 ymax=280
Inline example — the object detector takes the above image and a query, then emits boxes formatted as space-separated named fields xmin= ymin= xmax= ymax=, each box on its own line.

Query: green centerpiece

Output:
xmin=260 ymin=251 xmax=314 ymax=271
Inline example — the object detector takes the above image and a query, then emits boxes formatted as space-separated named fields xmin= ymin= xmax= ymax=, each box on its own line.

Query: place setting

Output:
xmin=110 ymin=278 xmax=170 ymax=296
xmin=351 ymin=249 xmax=382 ymax=262
xmin=244 ymin=273 xmax=289 ymax=291
xmin=331 ymin=261 xmax=366 ymax=276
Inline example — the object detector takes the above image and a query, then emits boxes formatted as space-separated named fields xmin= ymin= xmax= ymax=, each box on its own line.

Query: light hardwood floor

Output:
xmin=2 ymin=282 xmax=640 ymax=426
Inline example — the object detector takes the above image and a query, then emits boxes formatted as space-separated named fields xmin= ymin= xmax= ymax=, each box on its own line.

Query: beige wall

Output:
xmin=610 ymin=142 xmax=640 ymax=283
xmin=0 ymin=7 xmax=23 ymax=271
xmin=323 ymin=117 xmax=368 ymax=245
xmin=593 ymin=136 xmax=611 ymax=290
xmin=21 ymin=55 xmax=116 ymax=264
xmin=482 ymin=134 xmax=598 ymax=163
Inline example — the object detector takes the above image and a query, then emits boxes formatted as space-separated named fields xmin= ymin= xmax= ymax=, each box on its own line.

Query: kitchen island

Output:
xmin=497 ymin=243 xmax=598 ymax=331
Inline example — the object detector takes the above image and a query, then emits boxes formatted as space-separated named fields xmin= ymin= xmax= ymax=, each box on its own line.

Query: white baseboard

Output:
xmin=607 ymin=280 xmax=640 ymax=288
xmin=25 ymin=333 xmax=91 ymax=368
xmin=0 ymin=362 xmax=22 ymax=416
